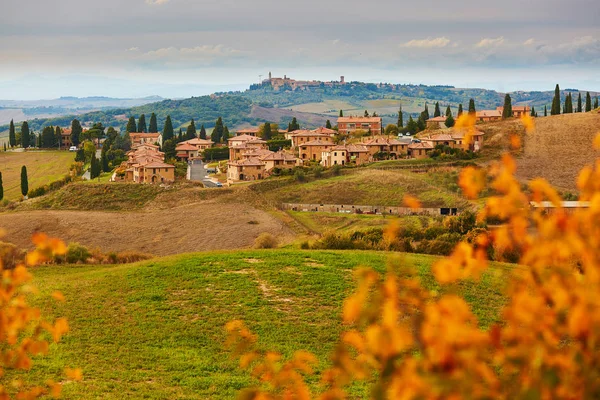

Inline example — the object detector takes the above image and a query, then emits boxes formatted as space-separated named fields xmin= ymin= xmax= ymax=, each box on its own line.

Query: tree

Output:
xmin=9 ymin=119 xmax=16 ymax=148
xmin=186 ymin=119 xmax=197 ymax=140
xmin=101 ymin=150 xmax=110 ymax=172
xmin=586 ymin=92 xmax=592 ymax=112
xmin=595 ymin=97 xmax=599 ymax=109
xmin=397 ymin=104 xmax=403 ymax=128
xmin=384 ymin=124 xmax=398 ymax=135
xmin=445 ymin=105 xmax=452 ymax=118
xmin=289 ymin=117 xmax=300 ymax=131
xmin=162 ymin=139 xmax=177 ymax=160
xmin=339 ymin=110 xmax=343 ymax=117
xmin=222 ymin=126 xmax=230 ymax=143
xmin=544 ymin=105 xmax=547 ymax=117
xmin=126 ymin=116 xmax=137 ymax=133
xmin=468 ymin=99 xmax=476 ymax=114
xmin=21 ymin=121 xmax=30 ymax=149
xmin=406 ymin=116 xmax=418 ymax=134
xmin=565 ymin=93 xmax=573 ymax=114
xmin=211 ymin=117 xmax=224 ymax=143
xmin=263 ymin=123 xmax=272 ymax=141
xmin=577 ymin=93 xmax=582 ymax=113
xmin=177 ymin=128 xmax=183 ymax=143
xmin=149 ymin=113 xmax=158 ymax=133
xmin=364 ymin=110 xmax=369 ymax=117
xmin=0 ymin=171 xmax=3 ymax=201
xmin=423 ymin=104 xmax=430 ymax=120
xmin=502 ymin=94 xmax=512 ymax=118
xmin=458 ymin=104 xmax=463 ymax=117
xmin=71 ymin=119 xmax=82 ymax=147
xmin=20 ymin=166 xmax=28 ymax=197
xmin=530 ymin=106 xmax=536 ymax=117
xmin=551 ymin=84 xmax=561 ymax=115
xmin=55 ymin=126 xmax=62 ymax=149
xmin=199 ymin=124 xmax=207 ymax=140
xmin=416 ymin=114 xmax=426 ymax=132
xmin=445 ymin=114 xmax=455 ymax=128
xmin=162 ymin=115 xmax=174 ymax=142
xmin=90 ymin=152 xmax=98 ymax=179
xmin=138 ymin=114 xmax=147 ymax=133
xmin=41 ymin=126 xmax=56 ymax=148
xmin=434 ymin=102 xmax=441 ymax=118
xmin=326 ymin=120 xmax=332 ymax=129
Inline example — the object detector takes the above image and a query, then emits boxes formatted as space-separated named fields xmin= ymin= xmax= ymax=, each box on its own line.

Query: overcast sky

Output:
xmin=1 ymin=0 xmax=599 ymax=99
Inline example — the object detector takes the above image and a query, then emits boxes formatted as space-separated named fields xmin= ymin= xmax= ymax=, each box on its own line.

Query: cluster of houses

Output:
xmin=116 ymin=141 xmax=175 ymax=184
xmin=427 ymin=106 xmax=531 ymax=127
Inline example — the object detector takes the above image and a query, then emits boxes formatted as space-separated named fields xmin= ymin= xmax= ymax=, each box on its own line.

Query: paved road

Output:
xmin=202 ymin=179 xmax=222 ymax=188
xmin=189 ymin=159 xmax=207 ymax=181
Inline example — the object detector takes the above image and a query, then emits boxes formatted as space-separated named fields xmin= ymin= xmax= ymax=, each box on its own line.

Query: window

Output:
xmin=334 ymin=152 xmax=337 ymax=156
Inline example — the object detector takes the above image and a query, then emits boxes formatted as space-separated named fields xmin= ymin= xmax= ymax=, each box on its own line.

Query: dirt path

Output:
xmin=0 ymin=202 xmax=295 ymax=256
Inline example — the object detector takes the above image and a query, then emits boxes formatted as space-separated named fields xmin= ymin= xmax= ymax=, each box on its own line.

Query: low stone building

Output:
xmin=299 ymin=139 xmax=334 ymax=162
xmin=227 ymin=158 xmax=266 ymax=181
xmin=475 ymin=110 xmax=502 ymax=122
xmin=426 ymin=116 xmax=447 ymax=128
xmin=408 ymin=142 xmax=435 ymax=159
xmin=130 ymin=133 xmax=162 ymax=147
xmin=337 ymin=116 xmax=382 ymax=135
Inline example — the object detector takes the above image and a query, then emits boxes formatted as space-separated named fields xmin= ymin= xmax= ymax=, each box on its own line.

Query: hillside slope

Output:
xmin=21 ymin=250 xmax=509 ymax=399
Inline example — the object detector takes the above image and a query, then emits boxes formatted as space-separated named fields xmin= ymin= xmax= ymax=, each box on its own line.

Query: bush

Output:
xmin=300 ymin=241 xmax=310 ymax=250
xmin=332 ymin=165 xmax=342 ymax=176
xmin=254 ymin=233 xmax=278 ymax=249
xmin=0 ymin=242 xmax=25 ymax=269
xmin=65 ymin=242 xmax=91 ymax=264
xmin=294 ymin=170 xmax=305 ymax=182
xmin=115 ymin=251 xmax=153 ymax=264
xmin=313 ymin=166 xmax=323 ymax=178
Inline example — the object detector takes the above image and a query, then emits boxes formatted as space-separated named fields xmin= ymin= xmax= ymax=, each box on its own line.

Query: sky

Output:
xmin=1 ymin=0 xmax=599 ymax=99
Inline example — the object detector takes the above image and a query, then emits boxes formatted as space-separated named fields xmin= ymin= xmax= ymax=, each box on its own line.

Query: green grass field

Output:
xmin=0 ymin=150 xmax=75 ymax=200
xmin=20 ymin=250 xmax=509 ymax=399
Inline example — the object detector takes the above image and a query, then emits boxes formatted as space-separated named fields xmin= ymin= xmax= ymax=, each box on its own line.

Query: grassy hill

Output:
xmin=21 ymin=249 xmax=510 ymax=399
xmin=0 ymin=151 xmax=75 ymax=200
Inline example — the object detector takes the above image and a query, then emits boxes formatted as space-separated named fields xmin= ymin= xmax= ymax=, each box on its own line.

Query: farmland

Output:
xmin=0 ymin=150 xmax=75 ymax=200
xmin=19 ymin=249 xmax=510 ymax=399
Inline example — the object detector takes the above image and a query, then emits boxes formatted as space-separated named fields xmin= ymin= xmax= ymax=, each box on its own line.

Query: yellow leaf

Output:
xmin=403 ymin=195 xmax=421 ymax=210
xmin=64 ymin=368 xmax=83 ymax=381
xmin=51 ymin=291 xmax=65 ymax=302
xmin=521 ymin=114 xmax=535 ymax=133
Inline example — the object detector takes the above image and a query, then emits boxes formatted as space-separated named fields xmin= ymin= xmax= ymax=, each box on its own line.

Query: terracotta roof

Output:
xmin=451 ymin=130 xmax=485 ymax=139
xmin=182 ymin=138 xmax=213 ymax=146
xmin=427 ymin=134 xmax=454 ymax=141
xmin=312 ymin=127 xmax=336 ymax=134
xmin=260 ymin=151 xmax=297 ymax=161
xmin=300 ymin=139 xmax=332 ymax=147
xmin=144 ymin=161 xmax=175 ymax=168
xmin=409 ymin=142 xmax=435 ymax=150
xmin=337 ymin=116 xmax=382 ymax=123
xmin=331 ymin=145 xmax=348 ymax=151
xmin=346 ymin=144 xmax=369 ymax=153
xmin=175 ymin=143 xmax=198 ymax=151
xmin=61 ymin=128 xmax=72 ymax=135
xmin=246 ymin=138 xmax=267 ymax=144
xmin=292 ymin=131 xmax=331 ymax=138
xmin=427 ymin=116 xmax=447 ymax=122
xmin=228 ymin=134 xmax=257 ymax=142
xmin=243 ymin=149 xmax=273 ymax=158
xmin=228 ymin=157 xmax=265 ymax=167
xmin=130 ymin=133 xmax=161 ymax=138
xmin=476 ymin=110 xmax=502 ymax=118
xmin=363 ymin=137 xmax=391 ymax=145
xmin=235 ymin=127 xmax=260 ymax=134
xmin=497 ymin=106 xmax=531 ymax=112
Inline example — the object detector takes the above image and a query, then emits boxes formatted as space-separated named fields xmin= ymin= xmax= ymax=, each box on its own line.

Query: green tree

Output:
xmin=162 ymin=115 xmax=174 ymax=142
xmin=199 ymin=124 xmax=207 ymax=140
xmin=263 ymin=122 xmax=272 ymax=140
xmin=530 ymin=106 xmax=536 ymax=117
xmin=149 ymin=113 xmax=158 ymax=133
xmin=289 ymin=117 xmax=300 ymax=131
xmin=186 ymin=119 xmax=197 ymax=140
xmin=423 ymin=104 xmax=430 ymax=120
xmin=222 ymin=126 xmax=230 ymax=143
xmin=90 ymin=152 xmax=98 ymax=179
xmin=544 ymin=105 xmax=547 ymax=117
xmin=41 ymin=126 xmax=55 ymax=148
xmin=397 ymin=104 xmax=403 ymax=128
xmin=595 ymin=97 xmax=599 ymax=109
xmin=177 ymin=128 xmax=183 ymax=143
xmin=416 ymin=114 xmax=425 ymax=132
xmin=0 ymin=172 xmax=3 ymax=201
xmin=326 ymin=120 xmax=332 ymax=129
xmin=339 ymin=110 xmax=343 ymax=117
xmin=502 ymin=94 xmax=513 ymax=118
xmin=138 ymin=114 xmax=147 ymax=133
xmin=406 ymin=116 xmax=418 ymax=134
xmin=577 ymin=93 xmax=582 ymax=113
xmin=101 ymin=151 xmax=110 ymax=172
xmin=468 ymin=99 xmax=476 ymax=114
xmin=55 ymin=126 xmax=62 ymax=149
xmin=364 ymin=110 xmax=369 ymax=117
xmin=585 ymin=92 xmax=592 ymax=112
xmin=445 ymin=114 xmax=455 ymax=128
xmin=9 ymin=120 xmax=16 ymax=148
xmin=211 ymin=117 xmax=224 ymax=143
xmin=162 ymin=139 xmax=177 ymax=160
xmin=551 ymin=84 xmax=561 ymax=115
xmin=20 ymin=166 xmax=28 ymax=198
xmin=71 ymin=119 xmax=82 ymax=147
xmin=384 ymin=124 xmax=398 ymax=135
xmin=457 ymin=104 xmax=464 ymax=117
xmin=445 ymin=105 xmax=452 ymax=117
xmin=565 ymin=93 xmax=573 ymax=113
xmin=126 ymin=116 xmax=137 ymax=133
xmin=433 ymin=102 xmax=441 ymax=118
xmin=21 ymin=121 xmax=30 ymax=149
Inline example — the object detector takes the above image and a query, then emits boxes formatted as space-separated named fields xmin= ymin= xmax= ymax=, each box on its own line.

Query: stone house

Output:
xmin=337 ymin=116 xmax=382 ymax=135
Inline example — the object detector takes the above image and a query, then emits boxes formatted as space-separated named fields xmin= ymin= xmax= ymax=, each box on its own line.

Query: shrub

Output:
xmin=254 ymin=233 xmax=278 ymax=249
xmin=313 ymin=166 xmax=323 ymax=178
xmin=115 ymin=251 xmax=153 ymax=264
xmin=332 ymin=165 xmax=342 ymax=176
xmin=300 ymin=241 xmax=310 ymax=250
xmin=0 ymin=241 xmax=25 ymax=269
xmin=65 ymin=242 xmax=91 ymax=264
xmin=294 ymin=170 xmax=305 ymax=182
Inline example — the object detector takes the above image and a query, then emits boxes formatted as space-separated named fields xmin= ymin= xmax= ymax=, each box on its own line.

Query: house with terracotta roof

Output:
xmin=290 ymin=130 xmax=334 ymax=148
xmin=426 ymin=116 xmax=447 ymax=128
xmin=228 ymin=135 xmax=268 ymax=160
xmin=132 ymin=161 xmax=175 ymax=184
xmin=450 ymin=130 xmax=485 ymax=151
xmin=346 ymin=144 xmax=370 ymax=165
xmin=408 ymin=142 xmax=435 ymax=159
xmin=299 ymin=139 xmax=334 ymax=162
xmin=175 ymin=142 xmax=200 ymax=160
xmin=496 ymin=105 xmax=531 ymax=118
xmin=260 ymin=151 xmax=299 ymax=172
xmin=321 ymin=145 xmax=348 ymax=167
xmin=337 ymin=116 xmax=382 ymax=135
xmin=181 ymin=137 xmax=213 ymax=151
xmin=116 ymin=141 xmax=174 ymax=184
xmin=475 ymin=110 xmax=502 ymax=122
xmin=227 ymin=158 xmax=266 ymax=182
xmin=235 ymin=127 xmax=260 ymax=137
xmin=130 ymin=133 xmax=162 ymax=147
xmin=60 ymin=128 xmax=73 ymax=149
xmin=422 ymin=133 xmax=456 ymax=148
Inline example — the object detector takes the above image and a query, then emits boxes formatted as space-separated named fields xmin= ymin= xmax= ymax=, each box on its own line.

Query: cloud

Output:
xmin=401 ymin=37 xmax=451 ymax=48
xmin=523 ymin=38 xmax=535 ymax=46
xmin=126 ymin=47 xmax=140 ymax=52
xmin=332 ymin=39 xmax=341 ymax=45
xmin=475 ymin=37 xmax=505 ymax=48
xmin=145 ymin=0 xmax=169 ymax=5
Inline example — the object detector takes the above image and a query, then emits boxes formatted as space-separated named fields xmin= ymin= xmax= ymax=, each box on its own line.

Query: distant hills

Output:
xmin=1 ymin=81 xmax=598 ymax=136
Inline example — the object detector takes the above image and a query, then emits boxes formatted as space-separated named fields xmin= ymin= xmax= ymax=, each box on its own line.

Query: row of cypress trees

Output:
xmin=551 ymin=85 xmax=598 ymax=115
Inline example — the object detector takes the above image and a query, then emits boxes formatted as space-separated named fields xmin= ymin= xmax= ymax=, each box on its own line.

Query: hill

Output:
xmin=21 ymin=250 xmax=510 ymax=399
xmin=0 ymin=150 xmax=75 ymax=200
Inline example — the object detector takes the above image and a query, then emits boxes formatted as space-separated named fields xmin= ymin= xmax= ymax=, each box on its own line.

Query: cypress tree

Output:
xmin=339 ymin=110 xmax=343 ymax=117
xmin=364 ymin=110 xmax=369 ymax=117
xmin=423 ymin=104 xmax=430 ymax=120
xmin=289 ymin=117 xmax=299 ymax=131
xmin=445 ymin=105 xmax=452 ymax=117
xmin=326 ymin=120 xmax=332 ymax=129
xmin=544 ymin=105 xmax=547 ymax=117
xmin=433 ymin=102 xmax=441 ymax=118
xmin=101 ymin=151 xmax=109 ymax=172
xmin=551 ymin=84 xmax=561 ymax=115
xmin=149 ymin=113 xmax=158 ymax=133
xmin=20 ymin=166 xmax=28 ymax=198
xmin=595 ymin=97 xmax=599 ymax=109
xmin=177 ymin=128 xmax=183 ymax=143
xmin=9 ymin=120 xmax=16 ymax=148
xmin=21 ymin=121 xmax=30 ymax=149
xmin=406 ymin=116 xmax=417 ymax=134
xmin=36 ymin=132 xmax=41 ymax=148
xmin=199 ymin=124 xmax=207 ymax=140
xmin=55 ymin=126 xmax=62 ymax=149
xmin=71 ymin=119 xmax=82 ymax=147
xmin=126 ymin=116 xmax=137 ymax=133
xmin=445 ymin=114 xmax=455 ymax=128
xmin=565 ymin=94 xmax=573 ymax=113
xmin=162 ymin=115 xmax=174 ymax=142
xmin=3 ymin=143 xmax=6 ymax=152
xmin=263 ymin=122 xmax=272 ymax=141
xmin=138 ymin=114 xmax=147 ymax=132
xmin=530 ymin=106 xmax=536 ymax=117
xmin=458 ymin=104 xmax=463 ymax=117
xmin=42 ymin=126 xmax=55 ymax=148
xmin=186 ymin=119 xmax=197 ymax=140
xmin=222 ymin=126 xmax=230 ymax=143
xmin=397 ymin=104 xmax=403 ymax=128
xmin=585 ymin=92 xmax=592 ymax=112
xmin=502 ymin=94 xmax=513 ymax=118
xmin=468 ymin=99 xmax=476 ymax=114
xmin=577 ymin=93 xmax=582 ymax=113
xmin=416 ymin=114 xmax=425 ymax=132
xmin=211 ymin=117 xmax=224 ymax=143
xmin=0 ymin=172 xmax=3 ymax=201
